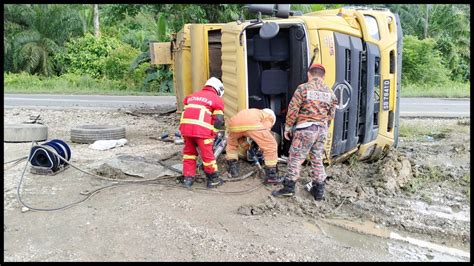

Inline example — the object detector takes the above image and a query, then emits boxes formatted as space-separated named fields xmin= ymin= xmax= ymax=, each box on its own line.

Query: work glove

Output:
xmin=284 ymin=125 xmax=293 ymax=140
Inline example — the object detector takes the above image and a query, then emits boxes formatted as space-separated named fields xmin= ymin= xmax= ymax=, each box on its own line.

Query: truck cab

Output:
xmin=150 ymin=5 xmax=403 ymax=164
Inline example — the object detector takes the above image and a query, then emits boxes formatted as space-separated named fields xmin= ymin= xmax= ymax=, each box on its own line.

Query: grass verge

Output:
xmin=4 ymin=72 xmax=174 ymax=96
xmin=399 ymin=121 xmax=454 ymax=141
xmin=401 ymin=81 xmax=470 ymax=98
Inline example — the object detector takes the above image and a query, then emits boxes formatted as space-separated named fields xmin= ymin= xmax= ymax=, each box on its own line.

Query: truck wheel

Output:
xmin=71 ymin=125 xmax=126 ymax=144
xmin=4 ymin=124 xmax=48 ymax=143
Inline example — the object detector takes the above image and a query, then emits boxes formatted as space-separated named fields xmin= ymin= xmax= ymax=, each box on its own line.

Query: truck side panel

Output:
xmin=221 ymin=23 xmax=248 ymax=119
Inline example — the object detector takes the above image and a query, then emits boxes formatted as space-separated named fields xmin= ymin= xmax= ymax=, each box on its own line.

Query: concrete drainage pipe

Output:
xmin=4 ymin=124 xmax=48 ymax=143
xmin=70 ymin=125 xmax=126 ymax=144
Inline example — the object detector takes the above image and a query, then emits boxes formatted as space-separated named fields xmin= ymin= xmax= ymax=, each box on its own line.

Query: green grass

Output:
xmin=399 ymin=121 xmax=453 ymax=140
xmin=405 ymin=165 xmax=445 ymax=193
xmin=4 ymin=72 xmax=174 ymax=96
xmin=401 ymin=81 xmax=470 ymax=98
xmin=5 ymin=72 xmax=470 ymax=98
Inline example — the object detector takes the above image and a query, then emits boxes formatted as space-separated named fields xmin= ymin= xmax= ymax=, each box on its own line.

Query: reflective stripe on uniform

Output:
xmin=180 ymin=119 xmax=215 ymax=130
xmin=226 ymin=151 xmax=239 ymax=160
xmin=184 ymin=104 xmax=212 ymax=114
xmin=202 ymin=160 xmax=216 ymax=166
xmin=264 ymin=159 xmax=278 ymax=166
xmin=198 ymin=108 xmax=206 ymax=122
xmin=229 ymin=125 xmax=264 ymax=132
xmin=181 ymin=103 xmax=215 ymax=131
xmin=204 ymin=139 xmax=214 ymax=144
xmin=202 ymin=160 xmax=218 ymax=171
xmin=183 ymin=155 xmax=197 ymax=160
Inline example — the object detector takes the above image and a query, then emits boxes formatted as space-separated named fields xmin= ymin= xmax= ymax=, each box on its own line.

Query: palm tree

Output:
xmin=5 ymin=4 xmax=84 ymax=76
xmin=93 ymin=4 xmax=100 ymax=38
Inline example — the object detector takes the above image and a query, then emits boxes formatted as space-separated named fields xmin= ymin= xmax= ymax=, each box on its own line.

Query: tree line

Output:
xmin=3 ymin=4 xmax=470 ymax=93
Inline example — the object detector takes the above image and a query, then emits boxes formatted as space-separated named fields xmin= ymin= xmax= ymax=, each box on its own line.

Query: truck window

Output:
xmin=364 ymin=15 xmax=380 ymax=40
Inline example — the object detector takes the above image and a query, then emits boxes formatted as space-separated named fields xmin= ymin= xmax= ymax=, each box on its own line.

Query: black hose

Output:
xmin=14 ymin=142 xmax=265 ymax=212
xmin=4 ymin=156 xmax=28 ymax=164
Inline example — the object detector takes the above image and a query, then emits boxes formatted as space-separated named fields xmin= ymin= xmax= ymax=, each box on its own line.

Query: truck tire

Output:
xmin=4 ymin=124 xmax=48 ymax=143
xmin=71 ymin=125 xmax=126 ymax=144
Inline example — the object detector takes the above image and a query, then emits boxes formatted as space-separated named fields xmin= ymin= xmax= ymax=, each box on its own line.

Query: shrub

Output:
xmin=103 ymin=43 xmax=141 ymax=80
xmin=402 ymin=35 xmax=451 ymax=85
xmin=54 ymin=33 xmax=122 ymax=78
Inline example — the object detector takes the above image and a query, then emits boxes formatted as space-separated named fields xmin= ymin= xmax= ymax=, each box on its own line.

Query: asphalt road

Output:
xmin=3 ymin=94 xmax=177 ymax=110
xmin=400 ymin=98 xmax=470 ymax=118
xmin=3 ymin=94 xmax=470 ymax=118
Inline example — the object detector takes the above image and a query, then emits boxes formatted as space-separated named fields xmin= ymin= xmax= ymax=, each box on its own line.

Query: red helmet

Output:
xmin=309 ymin=63 xmax=325 ymax=72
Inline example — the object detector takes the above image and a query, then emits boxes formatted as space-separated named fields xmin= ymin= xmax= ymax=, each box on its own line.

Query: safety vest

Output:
xmin=179 ymin=86 xmax=224 ymax=138
xmin=227 ymin=108 xmax=274 ymax=133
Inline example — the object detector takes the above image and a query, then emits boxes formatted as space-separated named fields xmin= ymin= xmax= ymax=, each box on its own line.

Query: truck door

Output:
xmin=220 ymin=22 xmax=248 ymax=119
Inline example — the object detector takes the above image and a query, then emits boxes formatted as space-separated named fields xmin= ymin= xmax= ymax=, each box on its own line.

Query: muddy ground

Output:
xmin=3 ymin=107 xmax=471 ymax=262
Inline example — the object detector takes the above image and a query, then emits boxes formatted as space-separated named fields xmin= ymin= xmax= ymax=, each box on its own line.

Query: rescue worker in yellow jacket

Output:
xmin=225 ymin=108 xmax=282 ymax=184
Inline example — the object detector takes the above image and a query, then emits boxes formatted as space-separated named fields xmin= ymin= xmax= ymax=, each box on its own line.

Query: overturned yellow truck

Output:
xmin=150 ymin=4 xmax=403 ymax=164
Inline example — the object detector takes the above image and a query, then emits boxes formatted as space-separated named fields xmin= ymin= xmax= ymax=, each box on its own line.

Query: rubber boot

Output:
xmin=271 ymin=178 xmax=296 ymax=197
xmin=206 ymin=172 xmax=224 ymax=188
xmin=183 ymin=176 xmax=194 ymax=188
xmin=311 ymin=181 xmax=325 ymax=201
xmin=226 ymin=159 xmax=239 ymax=178
xmin=264 ymin=166 xmax=283 ymax=185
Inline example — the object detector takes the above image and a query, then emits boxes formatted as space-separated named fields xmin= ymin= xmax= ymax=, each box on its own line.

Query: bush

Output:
xmin=103 ymin=43 xmax=141 ymax=80
xmin=54 ymin=33 xmax=122 ymax=78
xmin=402 ymin=35 xmax=451 ymax=85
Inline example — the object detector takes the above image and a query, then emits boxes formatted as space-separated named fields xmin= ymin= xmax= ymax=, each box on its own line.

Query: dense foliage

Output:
xmin=54 ymin=33 xmax=123 ymax=78
xmin=4 ymin=4 xmax=470 ymax=94
xmin=402 ymin=35 xmax=450 ymax=85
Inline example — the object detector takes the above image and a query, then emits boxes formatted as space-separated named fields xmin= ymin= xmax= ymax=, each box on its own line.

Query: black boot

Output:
xmin=206 ymin=172 xmax=224 ymax=188
xmin=264 ymin=166 xmax=283 ymax=184
xmin=183 ymin=176 xmax=194 ymax=188
xmin=226 ymin=159 xmax=239 ymax=178
xmin=271 ymin=178 xmax=296 ymax=197
xmin=311 ymin=181 xmax=325 ymax=201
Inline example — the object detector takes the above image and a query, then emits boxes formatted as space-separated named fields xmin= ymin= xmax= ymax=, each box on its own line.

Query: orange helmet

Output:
xmin=309 ymin=63 xmax=325 ymax=72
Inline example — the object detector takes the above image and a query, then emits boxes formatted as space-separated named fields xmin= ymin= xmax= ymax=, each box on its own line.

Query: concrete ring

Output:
xmin=4 ymin=124 xmax=48 ymax=143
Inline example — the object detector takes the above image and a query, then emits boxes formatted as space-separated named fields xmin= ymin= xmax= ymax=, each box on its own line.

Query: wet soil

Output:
xmin=3 ymin=108 xmax=470 ymax=262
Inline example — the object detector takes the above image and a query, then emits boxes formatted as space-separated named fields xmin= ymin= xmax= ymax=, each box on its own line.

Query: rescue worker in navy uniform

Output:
xmin=179 ymin=77 xmax=225 ymax=188
xmin=272 ymin=64 xmax=338 ymax=200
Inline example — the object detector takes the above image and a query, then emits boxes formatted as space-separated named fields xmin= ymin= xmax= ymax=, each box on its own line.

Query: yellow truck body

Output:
xmin=150 ymin=6 xmax=403 ymax=164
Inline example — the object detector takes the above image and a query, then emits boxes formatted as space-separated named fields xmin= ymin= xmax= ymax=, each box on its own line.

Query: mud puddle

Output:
xmin=409 ymin=200 xmax=470 ymax=222
xmin=318 ymin=218 xmax=470 ymax=262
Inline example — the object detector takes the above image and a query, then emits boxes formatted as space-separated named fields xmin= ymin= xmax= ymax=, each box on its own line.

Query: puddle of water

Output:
xmin=390 ymin=232 xmax=470 ymax=259
xmin=319 ymin=218 xmax=470 ymax=262
xmin=323 ymin=218 xmax=391 ymax=239
xmin=302 ymin=221 xmax=321 ymax=234
xmin=411 ymin=200 xmax=470 ymax=222
xmin=387 ymin=239 xmax=468 ymax=262
xmin=317 ymin=220 xmax=390 ymax=253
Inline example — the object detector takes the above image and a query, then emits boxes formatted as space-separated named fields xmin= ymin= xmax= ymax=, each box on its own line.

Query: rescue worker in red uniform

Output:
xmin=179 ymin=77 xmax=225 ymax=188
